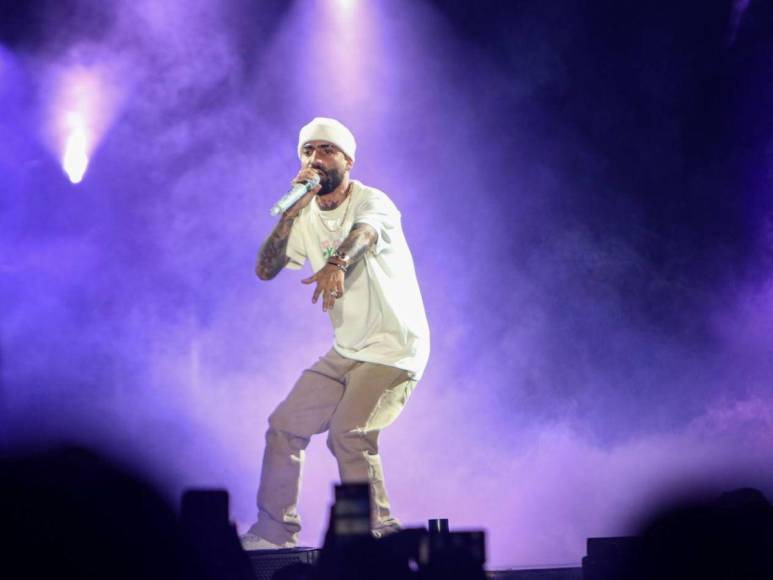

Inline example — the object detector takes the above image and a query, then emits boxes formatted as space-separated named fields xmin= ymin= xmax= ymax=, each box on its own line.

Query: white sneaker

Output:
xmin=372 ymin=524 xmax=403 ymax=539
xmin=240 ymin=532 xmax=296 ymax=551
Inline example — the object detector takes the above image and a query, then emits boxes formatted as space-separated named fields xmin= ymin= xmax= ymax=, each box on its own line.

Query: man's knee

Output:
xmin=267 ymin=403 xmax=292 ymax=433
xmin=265 ymin=404 xmax=309 ymax=451
xmin=326 ymin=421 xmax=377 ymax=456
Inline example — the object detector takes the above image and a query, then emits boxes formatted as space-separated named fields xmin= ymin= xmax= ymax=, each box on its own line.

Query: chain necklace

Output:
xmin=317 ymin=183 xmax=354 ymax=233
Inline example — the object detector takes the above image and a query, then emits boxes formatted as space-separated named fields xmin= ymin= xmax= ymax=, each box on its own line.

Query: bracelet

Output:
xmin=327 ymin=261 xmax=348 ymax=272
xmin=331 ymin=250 xmax=351 ymax=269
xmin=327 ymin=258 xmax=348 ymax=273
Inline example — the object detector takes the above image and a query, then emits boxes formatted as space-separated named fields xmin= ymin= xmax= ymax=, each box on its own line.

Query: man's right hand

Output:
xmin=282 ymin=168 xmax=322 ymax=220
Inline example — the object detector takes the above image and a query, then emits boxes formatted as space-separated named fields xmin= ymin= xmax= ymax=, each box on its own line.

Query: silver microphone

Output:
xmin=270 ymin=175 xmax=320 ymax=216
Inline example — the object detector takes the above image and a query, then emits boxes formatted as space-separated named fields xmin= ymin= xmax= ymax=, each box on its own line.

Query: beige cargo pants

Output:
xmin=248 ymin=348 xmax=417 ymax=545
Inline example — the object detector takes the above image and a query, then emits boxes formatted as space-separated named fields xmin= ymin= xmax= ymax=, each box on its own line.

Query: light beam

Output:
xmin=62 ymin=113 xmax=89 ymax=184
xmin=42 ymin=63 xmax=124 ymax=185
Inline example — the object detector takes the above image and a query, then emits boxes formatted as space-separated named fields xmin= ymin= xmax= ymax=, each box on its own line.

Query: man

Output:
xmin=241 ymin=117 xmax=430 ymax=550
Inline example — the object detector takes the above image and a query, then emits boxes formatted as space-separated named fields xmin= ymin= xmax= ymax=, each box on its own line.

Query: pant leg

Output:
xmin=249 ymin=350 xmax=356 ymax=545
xmin=325 ymin=360 xmax=416 ymax=533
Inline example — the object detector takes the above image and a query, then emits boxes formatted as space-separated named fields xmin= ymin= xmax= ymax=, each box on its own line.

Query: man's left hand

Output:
xmin=302 ymin=264 xmax=345 ymax=312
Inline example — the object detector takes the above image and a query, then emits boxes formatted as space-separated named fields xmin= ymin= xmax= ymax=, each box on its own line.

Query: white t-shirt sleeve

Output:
xmin=352 ymin=190 xmax=401 ymax=255
xmin=285 ymin=221 xmax=306 ymax=270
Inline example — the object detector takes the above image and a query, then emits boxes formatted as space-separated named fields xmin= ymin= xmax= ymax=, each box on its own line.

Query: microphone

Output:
xmin=270 ymin=175 xmax=320 ymax=216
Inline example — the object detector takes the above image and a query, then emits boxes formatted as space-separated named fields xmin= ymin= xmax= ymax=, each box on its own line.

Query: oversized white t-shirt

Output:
xmin=285 ymin=180 xmax=430 ymax=380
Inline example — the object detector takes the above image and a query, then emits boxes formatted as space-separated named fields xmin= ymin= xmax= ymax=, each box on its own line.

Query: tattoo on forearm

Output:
xmin=337 ymin=223 xmax=378 ymax=266
xmin=256 ymin=217 xmax=294 ymax=280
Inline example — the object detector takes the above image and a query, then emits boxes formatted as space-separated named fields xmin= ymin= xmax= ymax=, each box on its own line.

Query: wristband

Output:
xmin=327 ymin=250 xmax=351 ymax=273
xmin=327 ymin=260 xmax=349 ymax=274
xmin=332 ymin=249 xmax=351 ymax=266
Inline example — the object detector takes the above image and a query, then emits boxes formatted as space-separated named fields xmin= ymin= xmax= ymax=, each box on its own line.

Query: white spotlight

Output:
xmin=332 ymin=0 xmax=358 ymax=20
xmin=42 ymin=64 xmax=124 ymax=185
xmin=62 ymin=114 xmax=89 ymax=184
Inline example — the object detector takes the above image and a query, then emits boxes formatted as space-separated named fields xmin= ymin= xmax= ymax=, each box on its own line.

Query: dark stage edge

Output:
xmin=487 ymin=566 xmax=582 ymax=579
xmin=245 ymin=548 xmax=581 ymax=580
xmin=246 ymin=547 xmax=319 ymax=580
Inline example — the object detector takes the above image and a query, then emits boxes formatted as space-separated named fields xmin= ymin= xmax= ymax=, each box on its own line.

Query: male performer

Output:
xmin=241 ymin=118 xmax=430 ymax=550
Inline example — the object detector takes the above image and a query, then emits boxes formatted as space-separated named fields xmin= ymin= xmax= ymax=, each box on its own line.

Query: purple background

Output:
xmin=2 ymin=0 xmax=773 ymax=568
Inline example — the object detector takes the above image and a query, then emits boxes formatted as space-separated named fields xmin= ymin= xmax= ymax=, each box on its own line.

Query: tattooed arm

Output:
xmin=336 ymin=223 xmax=378 ymax=264
xmin=256 ymin=167 xmax=322 ymax=281
xmin=301 ymin=223 xmax=378 ymax=311
xmin=255 ymin=211 xmax=377 ymax=283
xmin=255 ymin=216 xmax=294 ymax=280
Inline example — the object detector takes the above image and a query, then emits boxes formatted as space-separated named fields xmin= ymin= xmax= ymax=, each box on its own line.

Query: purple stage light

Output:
xmin=303 ymin=0 xmax=378 ymax=112
xmin=3 ymin=0 xmax=773 ymax=571
xmin=330 ymin=0 xmax=359 ymax=20
xmin=41 ymin=64 xmax=124 ymax=184
xmin=729 ymin=0 xmax=751 ymax=46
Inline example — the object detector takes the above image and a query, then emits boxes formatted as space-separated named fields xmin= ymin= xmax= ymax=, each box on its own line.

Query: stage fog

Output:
xmin=2 ymin=0 xmax=772 ymax=568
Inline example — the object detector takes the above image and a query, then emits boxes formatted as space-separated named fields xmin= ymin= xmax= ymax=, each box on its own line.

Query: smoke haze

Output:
xmin=1 ymin=0 xmax=772 ymax=567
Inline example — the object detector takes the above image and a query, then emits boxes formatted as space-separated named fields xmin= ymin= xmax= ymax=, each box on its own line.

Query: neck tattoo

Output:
xmin=317 ymin=184 xmax=354 ymax=233
xmin=318 ymin=182 xmax=352 ymax=211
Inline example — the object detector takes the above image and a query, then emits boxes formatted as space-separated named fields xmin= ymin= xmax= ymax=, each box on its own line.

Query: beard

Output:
xmin=316 ymin=166 xmax=344 ymax=195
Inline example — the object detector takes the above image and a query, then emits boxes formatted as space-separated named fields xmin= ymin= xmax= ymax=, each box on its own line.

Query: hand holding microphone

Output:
xmin=270 ymin=169 xmax=322 ymax=217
